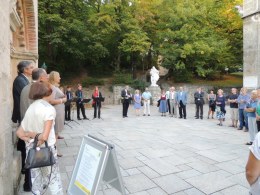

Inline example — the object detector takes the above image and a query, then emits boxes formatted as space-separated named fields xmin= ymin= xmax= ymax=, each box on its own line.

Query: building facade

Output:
xmin=0 ymin=0 xmax=38 ymax=194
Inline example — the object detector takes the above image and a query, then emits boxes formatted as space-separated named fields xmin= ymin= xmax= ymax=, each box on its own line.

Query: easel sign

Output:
xmin=67 ymin=135 xmax=126 ymax=195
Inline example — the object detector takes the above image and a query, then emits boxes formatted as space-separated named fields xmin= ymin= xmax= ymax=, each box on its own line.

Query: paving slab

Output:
xmin=18 ymin=104 xmax=251 ymax=195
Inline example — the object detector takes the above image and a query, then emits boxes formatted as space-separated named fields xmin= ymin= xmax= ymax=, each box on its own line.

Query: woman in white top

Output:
xmin=16 ymin=81 xmax=63 ymax=195
xmin=246 ymin=132 xmax=260 ymax=195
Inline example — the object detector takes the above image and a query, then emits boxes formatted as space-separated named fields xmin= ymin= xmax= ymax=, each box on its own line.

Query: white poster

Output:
xmin=74 ymin=145 xmax=102 ymax=194
xmin=244 ymin=76 xmax=258 ymax=88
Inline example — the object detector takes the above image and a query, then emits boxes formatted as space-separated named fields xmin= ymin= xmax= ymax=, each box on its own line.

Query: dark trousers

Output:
xmin=239 ymin=109 xmax=248 ymax=129
xmin=167 ymin=99 xmax=171 ymax=114
xmin=17 ymin=139 xmax=31 ymax=188
xmin=122 ymin=100 xmax=130 ymax=117
xmin=65 ymin=104 xmax=71 ymax=120
xmin=179 ymin=101 xmax=186 ymax=118
xmin=76 ymin=102 xmax=86 ymax=119
xmin=93 ymin=104 xmax=101 ymax=118
xmin=257 ymin=121 xmax=260 ymax=132
xmin=196 ymin=103 xmax=203 ymax=118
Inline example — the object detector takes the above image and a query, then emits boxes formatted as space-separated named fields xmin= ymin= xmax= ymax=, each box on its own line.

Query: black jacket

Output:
xmin=12 ymin=74 xmax=29 ymax=123
xmin=194 ymin=91 xmax=205 ymax=105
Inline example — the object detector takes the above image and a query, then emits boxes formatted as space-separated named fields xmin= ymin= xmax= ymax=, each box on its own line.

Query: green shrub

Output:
xmin=82 ymin=77 xmax=104 ymax=86
xmin=173 ymin=69 xmax=193 ymax=83
xmin=131 ymin=79 xmax=149 ymax=92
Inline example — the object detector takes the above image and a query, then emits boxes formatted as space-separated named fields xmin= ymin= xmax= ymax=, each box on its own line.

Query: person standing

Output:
xmin=142 ymin=87 xmax=152 ymax=116
xmin=12 ymin=61 xmax=34 ymax=123
xmin=256 ymin=89 xmax=260 ymax=132
xmin=237 ymin=88 xmax=250 ymax=131
xmin=75 ymin=84 xmax=88 ymax=120
xmin=176 ymin=86 xmax=188 ymax=119
xmin=207 ymin=90 xmax=216 ymax=119
xmin=16 ymin=82 xmax=63 ymax=194
xmin=19 ymin=68 xmax=49 ymax=192
xmin=121 ymin=85 xmax=131 ymax=118
xmin=168 ymin=87 xmax=177 ymax=117
xmin=194 ymin=87 xmax=205 ymax=119
xmin=133 ymin=89 xmax=142 ymax=116
xmin=65 ymin=86 xmax=73 ymax=121
xmin=49 ymin=71 xmax=67 ymax=142
xmin=165 ymin=88 xmax=171 ymax=115
xmin=92 ymin=86 xmax=103 ymax=119
xmin=245 ymin=90 xmax=258 ymax=145
xmin=227 ymin=88 xmax=239 ymax=128
xmin=216 ymin=89 xmax=226 ymax=126
xmin=12 ymin=61 xmax=34 ymax=192
xmin=159 ymin=89 xmax=168 ymax=116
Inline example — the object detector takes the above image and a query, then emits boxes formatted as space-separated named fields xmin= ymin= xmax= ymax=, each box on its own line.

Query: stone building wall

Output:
xmin=243 ymin=0 xmax=260 ymax=89
xmin=0 ymin=1 xmax=13 ymax=194
xmin=0 ymin=0 xmax=38 ymax=194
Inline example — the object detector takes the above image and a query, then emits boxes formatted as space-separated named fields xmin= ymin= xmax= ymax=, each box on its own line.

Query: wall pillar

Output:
xmin=243 ymin=0 xmax=260 ymax=89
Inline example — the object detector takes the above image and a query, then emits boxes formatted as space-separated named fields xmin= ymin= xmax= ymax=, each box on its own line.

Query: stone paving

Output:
xmin=19 ymin=104 xmax=251 ymax=195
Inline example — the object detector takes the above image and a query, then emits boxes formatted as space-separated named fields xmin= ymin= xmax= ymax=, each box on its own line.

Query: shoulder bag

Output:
xmin=24 ymin=134 xmax=56 ymax=169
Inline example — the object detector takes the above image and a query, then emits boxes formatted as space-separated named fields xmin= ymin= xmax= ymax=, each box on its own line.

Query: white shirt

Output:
xmin=249 ymin=132 xmax=260 ymax=194
xmin=21 ymin=99 xmax=56 ymax=146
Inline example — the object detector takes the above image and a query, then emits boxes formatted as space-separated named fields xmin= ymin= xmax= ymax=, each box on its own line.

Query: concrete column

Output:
xmin=243 ymin=0 xmax=260 ymax=89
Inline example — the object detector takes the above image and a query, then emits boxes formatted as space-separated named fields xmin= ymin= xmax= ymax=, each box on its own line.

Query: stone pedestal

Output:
xmin=148 ymin=86 xmax=161 ymax=105
xmin=243 ymin=0 xmax=260 ymax=89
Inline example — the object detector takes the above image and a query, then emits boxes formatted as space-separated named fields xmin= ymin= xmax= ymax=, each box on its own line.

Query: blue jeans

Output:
xmin=239 ymin=109 xmax=248 ymax=129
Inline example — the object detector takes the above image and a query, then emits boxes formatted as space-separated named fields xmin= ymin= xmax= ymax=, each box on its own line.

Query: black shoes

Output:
xmin=23 ymin=183 xmax=31 ymax=192
xmin=245 ymin=142 xmax=253 ymax=145
xmin=21 ymin=168 xmax=26 ymax=174
xmin=77 ymin=118 xmax=81 ymax=120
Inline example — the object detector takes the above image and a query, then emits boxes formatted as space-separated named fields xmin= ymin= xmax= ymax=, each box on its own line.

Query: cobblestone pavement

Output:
xmin=19 ymin=104 xmax=250 ymax=195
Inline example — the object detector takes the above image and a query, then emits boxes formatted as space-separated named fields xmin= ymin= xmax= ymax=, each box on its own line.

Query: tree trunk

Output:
xmin=115 ymin=51 xmax=121 ymax=71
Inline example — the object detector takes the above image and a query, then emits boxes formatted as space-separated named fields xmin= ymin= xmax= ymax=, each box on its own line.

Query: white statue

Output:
xmin=150 ymin=66 xmax=159 ymax=86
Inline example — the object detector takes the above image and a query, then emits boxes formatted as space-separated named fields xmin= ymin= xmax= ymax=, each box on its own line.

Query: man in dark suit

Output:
xmin=194 ymin=87 xmax=205 ymax=119
xmin=75 ymin=84 xmax=88 ymax=120
xmin=121 ymin=85 xmax=131 ymax=118
xmin=12 ymin=61 xmax=34 ymax=123
xmin=12 ymin=60 xmax=34 ymax=192
xmin=65 ymin=86 xmax=73 ymax=121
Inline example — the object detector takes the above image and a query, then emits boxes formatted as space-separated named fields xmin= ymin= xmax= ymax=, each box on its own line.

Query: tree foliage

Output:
xmin=38 ymin=0 xmax=242 ymax=80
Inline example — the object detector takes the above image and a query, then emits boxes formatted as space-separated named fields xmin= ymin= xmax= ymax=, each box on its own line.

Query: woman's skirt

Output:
xmin=216 ymin=106 xmax=225 ymax=119
xmin=159 ymin=99 xmax=168 ymax=113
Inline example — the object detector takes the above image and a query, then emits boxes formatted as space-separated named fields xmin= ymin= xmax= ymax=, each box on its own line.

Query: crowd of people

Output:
xmin=121 ymin=85 xmax=260 ymax=146
xmin=12 ymin=61 xmax=104 ymax=194
xmin=11 ymin=61 xmax=260 ymax=194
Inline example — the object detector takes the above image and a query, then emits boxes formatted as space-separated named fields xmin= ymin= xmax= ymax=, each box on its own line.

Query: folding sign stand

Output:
xmin=67 ymin=134 xmax=126 ymax=195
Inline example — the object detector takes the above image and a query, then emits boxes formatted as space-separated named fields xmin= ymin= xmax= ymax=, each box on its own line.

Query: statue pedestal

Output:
xmin=148 ymin=86 xmax=161 ymax=105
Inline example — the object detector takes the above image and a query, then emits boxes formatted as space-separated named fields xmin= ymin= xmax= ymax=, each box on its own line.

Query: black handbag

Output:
xmin=157 ymin=100 xmax=161 ymax=107
xmin=24 ymin=134 xmax=56 ymax=169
